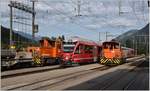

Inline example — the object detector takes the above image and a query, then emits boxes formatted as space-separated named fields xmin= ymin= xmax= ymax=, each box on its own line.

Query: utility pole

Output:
xmin=132 ymin=37 xmax=134 ymax=49
xmin=106 ymin=32 xmax=108 ymax=41
xmin=118 ymin=0 xmax=121 ymax=16
xmin=77 ymin=0 xmax=81 ymax=16
xmin=99 ymin=32 xmax=117 ymax=42
xmin=9 ymin=3 xmax=13 ymax=49
xmin=99 ymin=32 xmax=101 ymax=42
xmin=136 ymin=35 xmax=149 ymax=55
xmin=135 ymin=40 xmax=137 ymax=55
xmin=9 ymin=0 xmax=37 ymax=48
xmin=31 ymin=0 xmax=36 ymax=39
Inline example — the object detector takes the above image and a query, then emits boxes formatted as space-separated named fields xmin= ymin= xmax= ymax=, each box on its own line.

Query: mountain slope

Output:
xmin=15 ymin=31 xmax=41 ymax=41
xmin=1 ymin=26 xmax=39 ymax=49
xmin=114 ymin=24 xmax=149 ymax=55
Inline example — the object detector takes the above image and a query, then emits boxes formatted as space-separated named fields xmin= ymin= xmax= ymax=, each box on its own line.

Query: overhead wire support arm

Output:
xmin=8 ymin=0 xmax=37 ymax=49
xmin=8 ymin=1 xmax=34 ymax=14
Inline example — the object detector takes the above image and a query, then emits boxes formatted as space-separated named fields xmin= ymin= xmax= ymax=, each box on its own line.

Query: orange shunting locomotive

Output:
xmin=27 ymin=38 xmax=62 ymax=66
xmin=100 ymin=41 xmax=135 ymax=65
xmin=100 ymin=41 xmax=123 ymax=65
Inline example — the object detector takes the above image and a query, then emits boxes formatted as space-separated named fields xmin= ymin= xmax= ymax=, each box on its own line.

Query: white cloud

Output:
xmin=109 ymin=17 xmax=137 ymax=27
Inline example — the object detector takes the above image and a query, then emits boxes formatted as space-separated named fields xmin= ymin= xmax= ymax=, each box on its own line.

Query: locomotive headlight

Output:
xmin=111 ymin=50 xmax=115 ymax=53
xmin=65 ymin=56 xmax=69 ymax=60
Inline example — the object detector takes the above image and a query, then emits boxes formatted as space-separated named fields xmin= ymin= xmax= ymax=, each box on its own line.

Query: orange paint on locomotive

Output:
xmin=26 ymin=38 xmax=62 ymax=65
xmin=102 ymin=41 xmax=123 ymax=59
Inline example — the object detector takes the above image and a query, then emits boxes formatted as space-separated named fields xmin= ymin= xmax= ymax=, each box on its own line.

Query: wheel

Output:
xmin=40 ymin=58 xmax=46 ymax=66
xmin=122 ymin=58 xmax=127 ymax=63
xmin=30 ymin=61 xmax=35 ymax=67
xmin=55 ymin=58 xmax=61 ymax=64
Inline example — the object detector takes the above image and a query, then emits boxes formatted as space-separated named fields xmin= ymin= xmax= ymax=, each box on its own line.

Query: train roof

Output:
xmin=77 ymin=41 xmax=101 ymax=46
xmin=65 ymin=36 xmax=101 ymax=47
xmin=64 ymin=41 xmax=101 ymax=47
xmin=102 ymin=41 xmax=119 ymax=44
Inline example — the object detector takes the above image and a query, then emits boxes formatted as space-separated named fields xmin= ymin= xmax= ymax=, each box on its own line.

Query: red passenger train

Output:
xmin=61 ymin=38 xmax=101 ymax=66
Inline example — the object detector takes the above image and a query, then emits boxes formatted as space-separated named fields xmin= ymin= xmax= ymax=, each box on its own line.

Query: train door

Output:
xmin=73 ymin=44 xmax=83 ymax=63
xmin=78 ymin=44 xmax=85 ymax=63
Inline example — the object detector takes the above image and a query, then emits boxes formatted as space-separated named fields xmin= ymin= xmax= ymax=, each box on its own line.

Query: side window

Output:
xmin=89 ymin=46 xmax=93 ymax=53
xmin=84 ymin=45 xmax=89 ymax=53
xmin=84 ymin=45 xmax=93 ymax=53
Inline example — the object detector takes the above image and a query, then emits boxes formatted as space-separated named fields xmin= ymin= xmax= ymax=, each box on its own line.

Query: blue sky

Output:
xmin=1 ymin=0 xmax=149 ymax=42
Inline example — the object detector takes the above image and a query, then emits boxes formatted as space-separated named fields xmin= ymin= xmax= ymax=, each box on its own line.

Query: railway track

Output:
xmin=1 ymin=56 xmax=146 ymax=90
xmin=2 ymin=55 xmax=144 ymax=79
xmin=123 ymin=60 xmax=149 ymax=90
xmin=65 ymin=57 xmax=147 ymax=90
xmin=1 ymin=65 xmax=61 ymax=79
xmin=99 ymin=58 xmax=145 ymax=90
xmin=2 ymin=57 xmax=145 ymax=90
xmin=3 ymin=65 xmax=110 ymax=90
xmin=1 ymin=63 xmax=101 ymax=79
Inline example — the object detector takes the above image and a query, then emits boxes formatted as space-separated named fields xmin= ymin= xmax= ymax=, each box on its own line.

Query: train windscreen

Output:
xmin=103 ymin=42 xmax=119 ymax=49
xmin=63 ymin=44 xmax=75 ymax=53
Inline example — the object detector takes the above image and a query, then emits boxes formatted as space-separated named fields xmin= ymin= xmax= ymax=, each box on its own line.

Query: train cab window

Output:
xmin=115 ymin=45 xmax=119 ymax=49
xmin=63 ymin=46 xmax=74 ymax=53
xmin=74 ymin=46 xmax=80 ymax=54
xmin=50 ymin=41 xmax=55 ymax=47
xmin=110 ymin=44 xmax=113 ymax=50
xmin=104 ymin=44 xmax=109 ymax=49
xmin=63 ymin=44 xmax=75 ymax=53
xmin=103 ymin=42 xmax=119 ymax=50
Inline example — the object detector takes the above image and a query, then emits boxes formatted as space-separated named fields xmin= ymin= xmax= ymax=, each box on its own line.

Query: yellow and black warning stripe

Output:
xmin=33 ymin=56 xmax=41 ymax=64
xmin=100 ymin=58 xmax=122 ymax=65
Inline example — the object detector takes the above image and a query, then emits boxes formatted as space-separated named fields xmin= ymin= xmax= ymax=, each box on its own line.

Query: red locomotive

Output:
xmin=61 ymin=38 xmax=101 ymax=66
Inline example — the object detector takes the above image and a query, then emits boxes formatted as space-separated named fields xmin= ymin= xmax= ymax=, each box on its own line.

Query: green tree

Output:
xmin=125 ymin=39 xmax=132 ymax=48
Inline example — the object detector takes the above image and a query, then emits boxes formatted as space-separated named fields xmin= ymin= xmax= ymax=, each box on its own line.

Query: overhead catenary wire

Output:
xmin=40 ymin=0 xmax=121 ymax=31
xmin=39 ymin=0 xmax=124 ymax=41
xmin=141 ymin=1 xmax=148 ymax=23
xmin=36 ymin=1 xmax=81 ymax=38
xmin=127 ymin=0 xmax=146 ymax=25
xmin=100 ymin=0 xmax=117 ymax=29
xmin=76 ymin=0 xmax=116 ymax=30
xmin=39 ymin=0 xmax=99 ymax=34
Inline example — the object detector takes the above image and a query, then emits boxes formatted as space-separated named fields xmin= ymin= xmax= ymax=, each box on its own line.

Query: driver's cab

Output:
xmin=102 ymin=41 xmax=122 ymax=59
